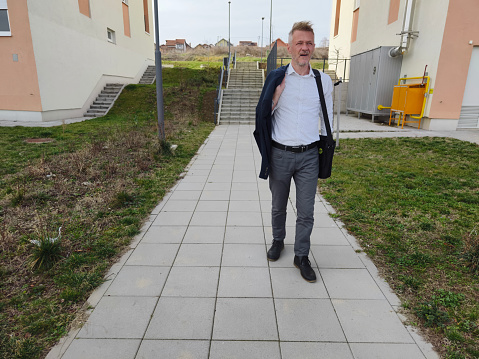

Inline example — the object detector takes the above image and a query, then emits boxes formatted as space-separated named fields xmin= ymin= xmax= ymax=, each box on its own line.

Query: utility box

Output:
xmin=347 ymin=46 xmax=402 ymax=122
xmin=389 ymin=83 xmax=427 ymax=128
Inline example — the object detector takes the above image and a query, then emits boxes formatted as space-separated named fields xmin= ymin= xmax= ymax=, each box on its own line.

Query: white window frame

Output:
xmin=0 ymin=0 xmax=11 ymax=37
xmin=107 ymin=28 xmax=116 ymax=44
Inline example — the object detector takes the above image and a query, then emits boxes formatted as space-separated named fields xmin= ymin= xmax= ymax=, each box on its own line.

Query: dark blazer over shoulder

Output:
xmin=253 ymin=65 xmax=288 ymax=179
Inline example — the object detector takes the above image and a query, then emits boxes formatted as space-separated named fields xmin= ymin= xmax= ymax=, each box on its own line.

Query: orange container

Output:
xmin=389 ymin=84 xmax=426 ymax=128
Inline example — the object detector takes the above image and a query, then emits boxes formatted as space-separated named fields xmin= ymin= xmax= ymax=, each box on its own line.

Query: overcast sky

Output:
xmin=155 ymin=0 xmax=332 ymax=47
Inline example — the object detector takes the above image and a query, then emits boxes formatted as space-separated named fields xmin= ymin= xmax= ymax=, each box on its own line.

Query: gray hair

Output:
xmin=288 ymin=21 xmax=315 ymax=44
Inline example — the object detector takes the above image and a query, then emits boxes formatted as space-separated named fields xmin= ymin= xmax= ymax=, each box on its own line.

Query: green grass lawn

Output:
xmin=0 ymin=65 xmax=217 ymax=358
xmin=320 ymin=137 xmax=479 ymax=358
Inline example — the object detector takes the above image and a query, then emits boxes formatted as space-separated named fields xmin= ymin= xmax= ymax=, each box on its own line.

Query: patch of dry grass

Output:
xmin=0 ymin=71 xmax=216 ymax=358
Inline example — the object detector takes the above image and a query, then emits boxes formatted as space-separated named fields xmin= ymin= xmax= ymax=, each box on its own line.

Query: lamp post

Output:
xmin=228 ymin=1 xmax=231 ymax=61
xmin=261 ymin=17 xmax=264 ymax=63
xmin=269 ymin=0 xmax=272 ymax=49
xmin=153 ymin=0 xmax=164 ymax=140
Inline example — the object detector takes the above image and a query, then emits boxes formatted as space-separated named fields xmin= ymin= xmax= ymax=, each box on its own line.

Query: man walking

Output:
xmin=254 ymin=21 xmax=333 ymax=282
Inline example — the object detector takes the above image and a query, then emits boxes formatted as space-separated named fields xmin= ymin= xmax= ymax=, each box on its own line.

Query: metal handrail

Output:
xmin=266 ymin=42 xmax=278 ymax=77
xmin=214 ymin=63 xmax=226 ymax=124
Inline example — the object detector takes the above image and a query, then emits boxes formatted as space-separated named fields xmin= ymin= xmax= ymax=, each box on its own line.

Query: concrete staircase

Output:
xmin=139 ymin=65 xmax=156 ymax=84
xmin=323 ymin=69 xmax=338 ymax=82
xmin=218 ymin=62 xmax=264 ymax=125
xmin=84 ymin=83 xmax=124 ymax=118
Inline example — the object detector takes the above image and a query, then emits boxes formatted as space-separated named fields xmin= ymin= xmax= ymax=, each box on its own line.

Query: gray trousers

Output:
xmin=269 ymin=146 xmax=319 ymax=257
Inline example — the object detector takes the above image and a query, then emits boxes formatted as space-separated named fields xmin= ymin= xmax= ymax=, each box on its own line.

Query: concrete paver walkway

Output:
xmin=47 ymin=123 xmax=442 ymax=359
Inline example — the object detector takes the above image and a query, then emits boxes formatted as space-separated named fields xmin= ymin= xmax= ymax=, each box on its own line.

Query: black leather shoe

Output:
xmin=267 ymin=240 xmax=284 ymax=261
xmin=294 ymin=256 xmax=317 ymax=282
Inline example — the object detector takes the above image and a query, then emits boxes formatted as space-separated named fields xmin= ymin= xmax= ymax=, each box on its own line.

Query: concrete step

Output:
xmin=139 ymin=65 xmax=156 ymax=84
xmin=221 ymin=99 xmax=258 ymax=104
xmin=228 ymin=78 xmax=262 ymax=81
xmin=222 ymin=97 xmax=261 ymax=101
xmin=221 ymin=102 xmax=259 ymax=107
xmin=92 ymin=100 xmax=113 ymax=106
xmin=219 ymin=118 xmax=255 ymax=125
xmin=84 ymin=112 xmax=102 ymax=118
xmin=229 ymin=75 xmax=262 ymax=77
xmin=219 ymin=111 xmax=255 ymax=116
xmin=235 ymin=63 xmax=258 ymax=69
xmin=220 ymin=105 xmax=257 ymax=110
xmin=101 ymin=89 xmax=121 ymax=95
xmin=90 ymin=105 xmax=110 ymax=110
xmin=84 ymin=83 xmax=123 ymax=118
xmin=85 ymin=110 xmax=106 ymax=116
xmin=222 ymin=90 xmax=262 ymax=94
xmin=222 ymin=94 xmax=261 ymax=99
xmin=97 ymin=94 xmax=116 ymax=99
xmin=228 ymin=85 xmax=263 ymax=89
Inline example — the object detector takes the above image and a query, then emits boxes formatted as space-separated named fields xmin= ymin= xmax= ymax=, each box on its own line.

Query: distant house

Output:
xmin=215 ymin=38 xmax=233 ymax=47
xmin=0 ymin=0 xmax=154 ymax=122
xmin=271 ymin=38 xmax=288 ymax=48
xmin=194 ymin=44 xmax=212 ymax=50
xmin=239 ymin=41 xmax=257 ymax=47
xmin=163 ymin=39 xmax=191 ymax=52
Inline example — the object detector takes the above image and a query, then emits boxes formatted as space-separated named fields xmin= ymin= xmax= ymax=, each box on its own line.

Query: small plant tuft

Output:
xmin=28 ymin=226 xmax=63 ymax=271
xmin=414 ymin=300 xmax=450 ymax=328
xmin=158 ymin=139 xmax=174 ymax=156
xmin=111 ymin=191 xmax=135 ymax=208
xmin=432 ymin=289 xmax=465 ymax=309
xmin=10 ymin=184 xmax=25 ymax=206
xmin=463 ymin=226 xmax=479 ymax=275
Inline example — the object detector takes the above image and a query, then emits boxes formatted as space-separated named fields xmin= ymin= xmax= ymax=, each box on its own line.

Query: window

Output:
xmin=333 ymin=0 xmax=341 ymax=37
xmin=0 ymin=0 xmax=11 ymax=36
xmin=142 ymin=0 xmax=149 ymax=33
xmin=78 ymin=0 xmax=91 ymax=18
xmin=107 ymin=28 xmax=116 ymax=43
xmin=388 ymin=0 xmax=400 ymax=24
xmin=351 ymin=8 xmax=359 ymax=42
xmin=122 ymin=0 xmax=130 ymax=37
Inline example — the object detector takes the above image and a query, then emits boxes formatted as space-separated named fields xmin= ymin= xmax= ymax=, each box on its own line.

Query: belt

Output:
xmin=272 ymin=140 xmax=319 ymax=153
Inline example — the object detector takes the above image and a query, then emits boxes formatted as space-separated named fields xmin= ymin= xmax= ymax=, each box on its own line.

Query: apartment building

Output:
xmin=329 ymin=0 xmax=479 ymax=130
xmin=0 ymin=0 xmax=154 ymax=122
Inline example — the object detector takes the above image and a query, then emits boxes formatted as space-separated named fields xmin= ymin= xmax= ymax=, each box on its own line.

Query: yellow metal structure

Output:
xmin=387 ymin=76 xmax=429 ymax=129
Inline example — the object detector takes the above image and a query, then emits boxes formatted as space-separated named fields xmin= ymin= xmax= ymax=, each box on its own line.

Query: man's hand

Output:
xmin=272 ymin=77 xmax=286 ymax=110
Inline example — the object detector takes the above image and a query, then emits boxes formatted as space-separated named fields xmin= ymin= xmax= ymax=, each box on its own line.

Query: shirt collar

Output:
xmin=287 ymin=63 xmax=314 ymax=77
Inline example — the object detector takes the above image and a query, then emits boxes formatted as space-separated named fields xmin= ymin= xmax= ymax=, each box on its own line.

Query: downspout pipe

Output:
xmin=389 ymin=0 xmax=416 ymax=57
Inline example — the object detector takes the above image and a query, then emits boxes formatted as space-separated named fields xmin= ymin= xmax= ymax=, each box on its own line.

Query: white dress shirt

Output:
xmin=272 ymin=64 xmax=334 ymax=146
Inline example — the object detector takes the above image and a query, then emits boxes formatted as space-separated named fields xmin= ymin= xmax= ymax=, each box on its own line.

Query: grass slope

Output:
xmin=0 ymin=66 xmax=216 ymax=358
xmin=320 ymin=137 xmax=479 ymax=358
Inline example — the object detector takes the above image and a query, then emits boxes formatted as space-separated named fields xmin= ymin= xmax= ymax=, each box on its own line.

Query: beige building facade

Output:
xmin=329 ymin=0 xmax=479 ymax=130
xmin=0 ymin=0 xmax=154 ymax=122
